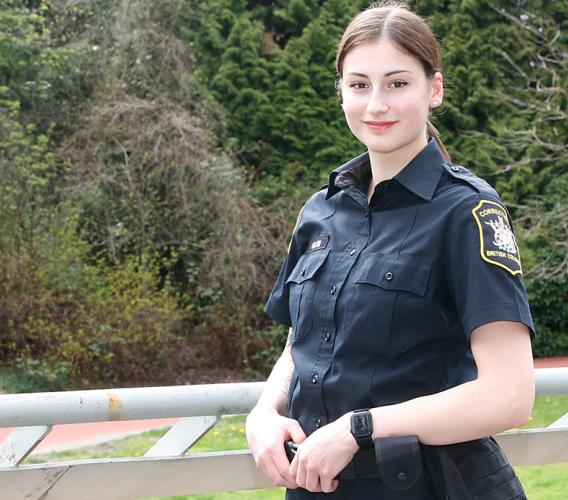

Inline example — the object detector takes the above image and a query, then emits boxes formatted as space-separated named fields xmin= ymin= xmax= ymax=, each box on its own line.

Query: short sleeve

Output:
xmin=264 ymin=205 xmax=305 ymax=326
xmin=446 ymin=194 xmax=535 ymax=340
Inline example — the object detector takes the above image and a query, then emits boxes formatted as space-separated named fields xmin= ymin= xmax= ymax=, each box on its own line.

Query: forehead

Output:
xmin=342 ymin=37 xmax=423 ymax=76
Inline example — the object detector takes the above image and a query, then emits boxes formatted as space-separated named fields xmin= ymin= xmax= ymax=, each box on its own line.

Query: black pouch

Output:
xmin=422 ymin=437 xmax=527 ymax=499
xmin=374 ymin=435 xmax=432 ymax=500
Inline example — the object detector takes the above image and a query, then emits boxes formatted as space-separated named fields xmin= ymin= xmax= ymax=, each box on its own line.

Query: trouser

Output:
xmin=287 ymin=436 xmax=526 ymax=499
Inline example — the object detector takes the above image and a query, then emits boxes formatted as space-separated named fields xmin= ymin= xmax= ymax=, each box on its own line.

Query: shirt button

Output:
xmin=330 ymin=285 xmax=336 ymax=294
xmin=397 ymin=471 xmax=408 ymax=482
xmin=301 ymin=266 xmax=306 ymax=277
xmin=314 ymin=417 xmax=321 ymax=428
xmin=385 ymin=271 xmax=393 ymax=281
xmin=312 ymin=374 xmax=319 ymax=383
xmin=364 ymin=213 xmax=369 ymax=219
xmin=349 ymin=248 xmax=356 ymax=256
xmin=323 ymin=332 xmax=331 ymax=342
xmin=450 ymin=165 xmax=460 ymax=172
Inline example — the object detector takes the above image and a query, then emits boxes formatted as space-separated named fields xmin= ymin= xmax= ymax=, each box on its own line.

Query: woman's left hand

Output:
xmin=289 ymin=413 xmax=358 ymax=493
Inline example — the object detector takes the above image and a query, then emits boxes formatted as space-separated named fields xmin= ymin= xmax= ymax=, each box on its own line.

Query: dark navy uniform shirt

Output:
xmin=264 ymin=140 xmax=534 ymax=498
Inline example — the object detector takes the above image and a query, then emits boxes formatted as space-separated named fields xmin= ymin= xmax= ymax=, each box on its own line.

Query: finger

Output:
xmin=257 ymin=450 xmax=296 ymax=489
xmin=288 ymin=421 xmax=307 ymax=444
xmin=321 ymin=475 xmax=339 ymax=493
xmin=294 ymin=455 xmax=307 ymax=490
xmin=288 ymin=454 xmax=298 ymax=477
xmin=266 ymin=458 xmax=297 ymax=489
xmin=273 ymin=447 xmax=297 ymax=486
xmin=305 ymin=468 xmax=322 ymax=493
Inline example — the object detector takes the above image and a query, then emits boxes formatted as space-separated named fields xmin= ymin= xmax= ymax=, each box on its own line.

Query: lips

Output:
xmin=364 ymin=120 xmax=397 ymax=130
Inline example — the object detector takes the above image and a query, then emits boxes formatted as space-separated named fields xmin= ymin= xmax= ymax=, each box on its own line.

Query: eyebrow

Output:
xmin=346 ymin=70 xmax=412 ymax=77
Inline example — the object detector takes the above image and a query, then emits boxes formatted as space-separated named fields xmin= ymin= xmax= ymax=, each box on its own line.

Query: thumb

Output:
xmin=288 ymin=420 xmax=307 ymax=444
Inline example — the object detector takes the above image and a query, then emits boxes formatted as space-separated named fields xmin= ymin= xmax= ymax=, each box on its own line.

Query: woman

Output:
xmin=246 ymin=2 xmax=535 ymax=498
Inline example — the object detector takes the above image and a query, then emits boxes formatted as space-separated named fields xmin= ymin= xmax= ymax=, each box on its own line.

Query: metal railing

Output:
xmin=0 ymin=368 xmax=567 ymax=500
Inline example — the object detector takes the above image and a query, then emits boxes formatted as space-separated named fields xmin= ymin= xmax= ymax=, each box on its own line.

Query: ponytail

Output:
xmin=427 ymin=120 xmax=451 ymax=162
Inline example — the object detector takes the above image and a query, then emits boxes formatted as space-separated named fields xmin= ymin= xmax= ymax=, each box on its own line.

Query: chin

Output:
xmin=359 ymin=133 xmax=426 ymax=158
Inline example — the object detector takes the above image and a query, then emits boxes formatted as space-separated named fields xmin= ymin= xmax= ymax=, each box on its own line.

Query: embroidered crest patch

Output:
xmin=472 ymin=199 xmax=522 ymax=276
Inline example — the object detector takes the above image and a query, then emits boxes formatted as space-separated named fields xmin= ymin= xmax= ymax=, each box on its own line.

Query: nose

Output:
xmin=366 ymin=89 xmax=389 ymax=114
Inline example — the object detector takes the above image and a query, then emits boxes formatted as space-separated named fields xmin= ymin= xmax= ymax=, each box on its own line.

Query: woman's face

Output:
xmin=340 ymin=37 xmax=443 ymax=161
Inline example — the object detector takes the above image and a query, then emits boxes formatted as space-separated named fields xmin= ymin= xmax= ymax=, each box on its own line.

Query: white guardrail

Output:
xmin=0 ymin=368 xmax=566 ymax=500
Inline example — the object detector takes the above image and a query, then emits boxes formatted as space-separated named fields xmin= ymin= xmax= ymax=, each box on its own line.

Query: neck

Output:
xmin=367 ymin=135 xmax=429 ymax=201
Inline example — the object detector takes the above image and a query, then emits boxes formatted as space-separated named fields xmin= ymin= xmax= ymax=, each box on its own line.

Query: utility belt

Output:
xmin=285 ymin=436 xmax=526 ymax=499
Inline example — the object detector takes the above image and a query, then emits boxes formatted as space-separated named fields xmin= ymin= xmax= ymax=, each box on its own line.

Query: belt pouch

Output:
xmin=422 ymin=438 xmax=526 ymax=500
xmin=374 ymin=435 xmax=430 ymax=500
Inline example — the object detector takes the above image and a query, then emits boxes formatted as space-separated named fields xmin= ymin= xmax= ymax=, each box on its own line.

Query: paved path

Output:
xmin=1 ymin=359 xmax=567 ymax=455
xmin=0 ymin=418 xmax=179 ymax=454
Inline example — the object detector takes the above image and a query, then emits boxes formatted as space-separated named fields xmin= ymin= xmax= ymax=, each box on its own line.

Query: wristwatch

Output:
xmin=350 ymin=409 xmax=374 ymax=448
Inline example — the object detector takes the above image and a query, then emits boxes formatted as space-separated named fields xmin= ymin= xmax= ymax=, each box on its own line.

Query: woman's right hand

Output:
xmin=246 ymin=407 xmax=307 ymax=488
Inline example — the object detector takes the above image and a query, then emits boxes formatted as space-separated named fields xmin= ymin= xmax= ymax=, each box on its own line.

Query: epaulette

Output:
xmin=443 ymin=163 xmax=498 ymax=198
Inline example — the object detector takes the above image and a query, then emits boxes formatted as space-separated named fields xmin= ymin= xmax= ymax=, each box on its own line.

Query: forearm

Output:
xmin=252 ymin=328 xmax=295 ymax=415
xmin=371 ymin=375 xmax=533 ymax=445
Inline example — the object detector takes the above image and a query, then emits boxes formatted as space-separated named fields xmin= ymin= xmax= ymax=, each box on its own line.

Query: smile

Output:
xmin=363 ymin=121 xmax=397 ymax=131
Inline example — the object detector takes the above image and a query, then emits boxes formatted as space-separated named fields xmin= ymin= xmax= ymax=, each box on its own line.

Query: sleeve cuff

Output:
xmin=264 ymin=298 xmax=292 ymax=327
xmin=463 ymin=303 xmax=535 ymax=341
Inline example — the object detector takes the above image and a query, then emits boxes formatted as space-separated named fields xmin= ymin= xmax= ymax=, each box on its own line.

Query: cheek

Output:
xmin=392 ymin=93 xmax=430 ymax=119
xmin=341 ymin=96 xmax=366 ymax=123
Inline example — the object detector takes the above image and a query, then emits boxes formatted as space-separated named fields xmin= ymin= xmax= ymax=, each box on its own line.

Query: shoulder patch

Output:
xmin=471 ymin=199 xmax=522 ymax=276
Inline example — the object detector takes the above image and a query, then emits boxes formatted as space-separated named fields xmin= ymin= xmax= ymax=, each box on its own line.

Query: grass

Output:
xmin=514 ymin=395 xmax=568 ymax=500
xmin=27 ymin=397 xmax=568 ymax=499
xmin=28 ymin=416 xmax=284 ymax=500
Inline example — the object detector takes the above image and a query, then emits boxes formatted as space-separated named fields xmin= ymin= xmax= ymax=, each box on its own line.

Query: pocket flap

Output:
xmin=375 ymin=435 xmax=423 ymax=490
xmin=355 ymin=253 xmax=432 ymax=296
xmin=286 ymin=247 xmax=330 ymax=285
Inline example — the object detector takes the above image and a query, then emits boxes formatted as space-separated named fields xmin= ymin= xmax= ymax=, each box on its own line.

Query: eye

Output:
xmin=349 ymin=81 xmax=368 ymax=90
xmin=389 ymin=80 xmax=407 ymax=89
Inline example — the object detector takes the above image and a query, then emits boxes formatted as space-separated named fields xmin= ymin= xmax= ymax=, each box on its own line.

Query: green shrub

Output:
xmin=2 ymin=359 xmax=71 ymax=393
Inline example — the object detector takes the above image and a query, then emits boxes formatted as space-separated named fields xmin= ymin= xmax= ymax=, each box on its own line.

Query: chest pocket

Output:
xmin=348 ymin=253 xmax=432 ymax=353
xmin=286 ymin=247 xmax=330 ymax=340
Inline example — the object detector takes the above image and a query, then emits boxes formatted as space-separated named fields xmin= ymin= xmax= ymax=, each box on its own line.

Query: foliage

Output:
xmin=2 ymin=358 xmax=71 ymax=393
xmin=184 ymin=0 xmax=568 ymax=357
xmin=0 ymin=212 xmax=185 ymax=389
xmin=0 ymin=0 xmax=567 ymax=389
xmin=1 ymin=0 xmax=288 ymax=388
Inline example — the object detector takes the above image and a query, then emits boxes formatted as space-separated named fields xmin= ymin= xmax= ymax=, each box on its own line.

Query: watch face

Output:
xmin=353 ymin=413 xmax=371 ymax=434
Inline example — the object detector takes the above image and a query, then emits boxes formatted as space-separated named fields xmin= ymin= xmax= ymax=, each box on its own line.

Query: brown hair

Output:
xmin=336 ymin=1 xmax=451 ymax=162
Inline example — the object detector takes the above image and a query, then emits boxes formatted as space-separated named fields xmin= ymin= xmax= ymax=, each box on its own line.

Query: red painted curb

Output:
xmin=0 ymin=418 xmax=179 ymax=454
xmin=534 ymin=357 xmax=568 ymax=368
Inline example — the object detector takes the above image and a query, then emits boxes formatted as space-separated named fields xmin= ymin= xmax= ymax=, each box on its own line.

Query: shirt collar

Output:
xmin=326 ymin=139 xmax=446 ymax=202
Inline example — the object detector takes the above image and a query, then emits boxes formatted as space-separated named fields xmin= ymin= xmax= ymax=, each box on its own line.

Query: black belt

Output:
xmin=286 ymin=436 xmax=430 ymax=497
xmin=285 ymin=436 xmax=526 ymax=499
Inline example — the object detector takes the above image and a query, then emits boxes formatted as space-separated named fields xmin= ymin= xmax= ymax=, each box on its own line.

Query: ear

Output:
xmin=430 ymin=72 xmax=444 ymax=109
